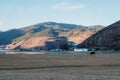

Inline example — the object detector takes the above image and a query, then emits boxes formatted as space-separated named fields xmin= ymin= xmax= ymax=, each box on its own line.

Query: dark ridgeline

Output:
xmin=78 ymin=20 xmax=120 ymax=50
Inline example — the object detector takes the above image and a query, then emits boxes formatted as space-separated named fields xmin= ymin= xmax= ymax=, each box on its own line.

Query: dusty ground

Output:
xmin=0 ymin=52 xmax=120 ymax=80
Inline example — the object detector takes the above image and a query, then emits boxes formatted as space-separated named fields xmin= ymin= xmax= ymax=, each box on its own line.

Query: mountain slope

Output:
xmin=89 ymin=25 xmax=105 ymax=31
xmin=16 ymin=22 xmax=102 ymax=44
xmin=0 ymin=22 xmax=104 ymax=50
xmin=6 ymin=37 xmax=68 ymax=50
xmin=0 ymin=22 xmax=75 ymax=45
xmin=0 ymin=29 xmax=24 ymax=45
xmin=78 ymin=20 xmax=120 ymax=50
xmin=67 ymin=28 xmax=96 ymax=43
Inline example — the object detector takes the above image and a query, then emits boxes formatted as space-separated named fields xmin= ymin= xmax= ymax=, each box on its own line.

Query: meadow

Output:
xmin=0 ymin=52 xmax=120 ymax=80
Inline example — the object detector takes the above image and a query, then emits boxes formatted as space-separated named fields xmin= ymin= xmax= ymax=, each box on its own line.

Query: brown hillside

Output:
xmin=6 ymin=37 xmax=67 ymax=50
xmin=78 ymin=20 xmax=120 ymax=50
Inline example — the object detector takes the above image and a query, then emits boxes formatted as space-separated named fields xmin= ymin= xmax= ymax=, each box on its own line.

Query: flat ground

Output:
xmin=0 ymin=52 xmax=120 ymax=80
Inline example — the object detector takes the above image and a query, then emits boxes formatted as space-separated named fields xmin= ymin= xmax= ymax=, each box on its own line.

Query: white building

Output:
xmin=74 ymin=48 xmax=88 ymax=52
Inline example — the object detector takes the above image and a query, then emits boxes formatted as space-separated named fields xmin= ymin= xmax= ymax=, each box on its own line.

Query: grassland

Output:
xmin=0 ymin=52 xmax=120 ymax=80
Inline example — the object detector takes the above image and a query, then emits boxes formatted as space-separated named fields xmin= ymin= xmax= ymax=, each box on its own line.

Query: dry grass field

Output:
xmin=0 ymin=52 xmax=120 ymax=80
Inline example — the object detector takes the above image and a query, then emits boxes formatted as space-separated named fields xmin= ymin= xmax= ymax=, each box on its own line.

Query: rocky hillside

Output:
xmin=78 ymin=20 xmax=120 ymax=50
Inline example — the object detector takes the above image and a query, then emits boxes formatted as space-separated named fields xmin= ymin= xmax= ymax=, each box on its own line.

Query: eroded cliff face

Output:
xmin=79 ymin=20 xmax=120 ymax=50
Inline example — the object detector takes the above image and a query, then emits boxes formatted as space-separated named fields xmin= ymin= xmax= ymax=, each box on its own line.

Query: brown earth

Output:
xmin=6 ymin=37 xmax=67 ymax=50
xmin=68 ymin=29 xmax=95 ymax=44
xmin=0 ymin=53 xmax=120 ymax=80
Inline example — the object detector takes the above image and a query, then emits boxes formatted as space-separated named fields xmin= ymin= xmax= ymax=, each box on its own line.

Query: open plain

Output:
xmin=0 ymin=52 xmax=120 ymax=80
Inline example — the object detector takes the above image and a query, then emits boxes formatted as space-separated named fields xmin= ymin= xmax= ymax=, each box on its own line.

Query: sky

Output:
xmin=0 ymin=0 xmax=120 ymax=31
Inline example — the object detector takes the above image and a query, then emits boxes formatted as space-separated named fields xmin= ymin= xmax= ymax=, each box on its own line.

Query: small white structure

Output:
xmin=74 ymin=48 xmax=88 ymax=52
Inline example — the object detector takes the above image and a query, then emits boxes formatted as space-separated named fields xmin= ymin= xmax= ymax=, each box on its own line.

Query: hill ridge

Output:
xmin=78 ymin=20 xmax=120 ymax=50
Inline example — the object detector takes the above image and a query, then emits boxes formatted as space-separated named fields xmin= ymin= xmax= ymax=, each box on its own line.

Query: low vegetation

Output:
xmin=0 ymin=52 xmax=120 ymax=80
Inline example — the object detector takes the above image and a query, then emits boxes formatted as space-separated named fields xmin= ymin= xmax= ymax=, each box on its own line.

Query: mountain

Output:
xmin=89 ymin=25 xmax=105 ymax=31
xmin=60 ymin=28 xmax=97 ymax=44
xmin=0 ymin=22 xmax=104 ymax=50
xmin=17 ymin=22 xmax=102 ymax=44
xmin=6 ymin=37 xmax=68 ymax=50
xmin=78 ymin=20 xmax=120 ymax=50
xmin=0 ymin=29 xmax=24 ymax=45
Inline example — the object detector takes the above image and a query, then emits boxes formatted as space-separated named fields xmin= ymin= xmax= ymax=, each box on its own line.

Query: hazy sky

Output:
xmin=0 ymin=0 xmax=120 ymax=31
